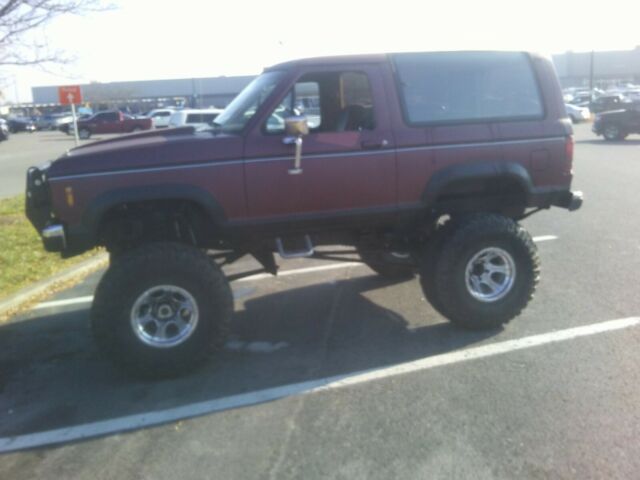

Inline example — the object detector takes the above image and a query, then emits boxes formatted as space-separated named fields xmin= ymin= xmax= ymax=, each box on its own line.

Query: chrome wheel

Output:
xmin=130 ymin=285 xmax=199 ymax=348
xmin=465 ymin=247 xmax=516 ymax=303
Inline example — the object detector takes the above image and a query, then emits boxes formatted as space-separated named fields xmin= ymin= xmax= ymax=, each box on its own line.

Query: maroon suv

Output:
xmin=26 ymin=51 xmax=582 ymax=377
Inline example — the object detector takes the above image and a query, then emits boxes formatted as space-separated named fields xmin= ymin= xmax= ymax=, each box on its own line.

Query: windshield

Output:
xmin=213 ymin=71 xmax=285 ymax=133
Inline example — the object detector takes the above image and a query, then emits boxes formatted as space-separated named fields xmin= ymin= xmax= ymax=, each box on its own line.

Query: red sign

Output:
xmin=58 ymin=85 xmax=83 ymax=105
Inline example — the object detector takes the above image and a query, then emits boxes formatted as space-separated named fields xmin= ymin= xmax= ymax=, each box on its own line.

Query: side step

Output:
xmin=275 ymin=235 xmax=314 ymax=259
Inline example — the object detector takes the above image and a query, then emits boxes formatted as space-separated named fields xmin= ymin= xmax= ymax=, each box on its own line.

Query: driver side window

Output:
xmin=266 ymin=82 xmax=321 ymax=133
xmin=264 ymin=71 xmax=374 ymax=134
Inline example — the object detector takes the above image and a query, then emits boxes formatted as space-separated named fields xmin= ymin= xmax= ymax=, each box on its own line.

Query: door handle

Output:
xmin=361 ymin=139 xmax=389 ymax=150
xmin=283 ymin=135 xmax=304 ymax=175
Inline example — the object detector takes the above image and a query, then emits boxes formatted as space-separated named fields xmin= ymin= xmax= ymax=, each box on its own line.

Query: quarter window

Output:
xmin=393 ymin=52 xmax=544 ymax=124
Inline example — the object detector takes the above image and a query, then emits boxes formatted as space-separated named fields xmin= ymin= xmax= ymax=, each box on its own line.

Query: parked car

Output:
xmin=592 ymin=103 xmax=640 ymax=140
xmin=146 ymin=108 xmax=175 ymax=128
xmin=74 ymin=111 xmax=153 ymax=139
xmin=0 ymin=118 xmax=9 ymax=141
xmin=8 ymin=117 xmax=36 ymax=133
xmin=168 ymin=108 xmax=223 ymax=130
xmin=565 ymin=103 xmax=591 ymax=123
xmin=26 ymin=51 xmax=582 ymax=378
xmin=566 ymin=91 xmax=593 ymax=107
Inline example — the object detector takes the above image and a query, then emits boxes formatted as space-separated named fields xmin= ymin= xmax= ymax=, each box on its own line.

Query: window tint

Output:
xmin=393 ymin=52 xmax=543 ymax=124
xmin=201 ymin=113 xmax=219 ymax=123
xmin=186 ymin=114 xmax=202 ymax=123
xmin=154 ymin=111 xmax=171 ymax=118
xmin=95 ymin=112 xmax=119 ymax=122
xmin=265 ymin=71 xmax=374 ymax=134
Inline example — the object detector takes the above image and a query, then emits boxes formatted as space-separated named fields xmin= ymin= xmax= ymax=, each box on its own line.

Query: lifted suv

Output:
xmin=26 ymin=51 xmax=582 ymax=377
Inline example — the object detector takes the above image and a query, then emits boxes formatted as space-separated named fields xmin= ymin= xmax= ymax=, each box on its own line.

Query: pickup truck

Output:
xmin=26 ymin=51 xmax=582 ymax=378
xmin=592 ymin=103 xmax=640 ymax=140
xmin=74 ymin=111 xmax=153 ymax=139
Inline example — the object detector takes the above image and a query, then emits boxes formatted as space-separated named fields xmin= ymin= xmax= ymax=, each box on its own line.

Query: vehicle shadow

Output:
xmin=0 ymin=275 xmax=500 ymax=443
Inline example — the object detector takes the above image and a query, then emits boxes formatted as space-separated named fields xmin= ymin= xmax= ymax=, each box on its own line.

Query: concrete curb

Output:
xmin=0 ymin=253 xmax=108 ymax=321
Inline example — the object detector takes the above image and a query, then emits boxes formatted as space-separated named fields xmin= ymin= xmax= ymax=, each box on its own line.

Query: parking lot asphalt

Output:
xmin=1 ymin=123 xmax=640 ymax=479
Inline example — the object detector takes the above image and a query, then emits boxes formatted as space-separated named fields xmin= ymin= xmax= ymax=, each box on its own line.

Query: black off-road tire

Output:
xmin=358 ymin=247 xmax=415 ymax=280
xmin=91 ymin=242 xmax=233 ymax=378
xmin=419 ymin=219 xmax=458 ymax=316
xmin=428 ymin=214 xmax=539 ymax=330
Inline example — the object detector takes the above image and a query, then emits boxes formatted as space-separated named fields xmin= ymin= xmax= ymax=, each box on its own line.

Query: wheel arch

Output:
xmin=422 ymin=162 xmax=534 ymax=213
xmin=83 ymin=184 xmax=227 ymax=242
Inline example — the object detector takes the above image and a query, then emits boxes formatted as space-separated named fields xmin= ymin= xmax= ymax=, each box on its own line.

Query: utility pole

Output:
xmin=588 ymin=50 xmax=595 ymax=101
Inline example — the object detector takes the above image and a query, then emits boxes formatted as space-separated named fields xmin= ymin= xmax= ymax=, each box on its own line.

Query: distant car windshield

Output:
xmin=213 ymin=71 xmax=285 ymax=133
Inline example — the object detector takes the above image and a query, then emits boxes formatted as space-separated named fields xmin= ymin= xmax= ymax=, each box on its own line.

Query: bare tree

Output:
xmin=0 ymin=0 xmax=110 ymax=67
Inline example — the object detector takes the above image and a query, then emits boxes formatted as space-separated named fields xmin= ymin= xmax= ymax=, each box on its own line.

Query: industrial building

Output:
xmin=30 ymin=75 xmax=256 ymax=112
xmin=552 ymin=47 xmax=640 ymax=88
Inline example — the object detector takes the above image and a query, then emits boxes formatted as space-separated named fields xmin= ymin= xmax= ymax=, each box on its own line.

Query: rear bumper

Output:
xmin=551 ymin=190 xmax=583 ymax=211
xmin=529 ymin=188 xmax=583 ymax=211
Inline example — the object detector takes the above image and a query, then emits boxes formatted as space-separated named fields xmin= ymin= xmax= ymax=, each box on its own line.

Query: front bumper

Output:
xmin=529 ymin=188 xmax=584 ymax=212
xmin=25 ymin=166 xmax=62 ymax=252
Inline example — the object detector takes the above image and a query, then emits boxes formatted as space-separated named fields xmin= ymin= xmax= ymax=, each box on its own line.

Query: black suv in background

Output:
xmin=593 ymin=103 xmax=640 ymax=140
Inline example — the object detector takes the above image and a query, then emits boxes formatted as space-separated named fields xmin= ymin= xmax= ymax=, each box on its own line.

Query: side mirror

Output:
xmin=284 ymin=115 xmax=309 ymax=137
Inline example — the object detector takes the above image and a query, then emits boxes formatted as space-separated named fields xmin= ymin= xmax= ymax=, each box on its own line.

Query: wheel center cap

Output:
xmin=157 ymin=304 xmax=173 ymax=319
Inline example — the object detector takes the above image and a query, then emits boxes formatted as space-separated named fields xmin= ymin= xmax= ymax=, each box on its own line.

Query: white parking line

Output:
xmin=1 ymin=316 xmax=637 ymax=453
xmin=32 ymin=235 xmax=558 ymax=311
xmin=532 ymin=235 xmax=558 ymax=242
xmin=32 ymin=295 xmax=95 ymax=310
xmin=236 ymin=261 xmax=361 ymax=282
xmin=32 ymin=263 xmax=362 ymax=310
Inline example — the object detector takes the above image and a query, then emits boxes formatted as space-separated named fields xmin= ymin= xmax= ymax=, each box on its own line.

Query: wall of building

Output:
xmin=31 ymin=75 xmax=256 ymax=108
xmin=552 ymin=47 xmax=640 ymax=88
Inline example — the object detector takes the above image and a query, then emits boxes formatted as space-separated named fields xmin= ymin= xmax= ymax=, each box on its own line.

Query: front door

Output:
xmin=243 ymin=65 xmax=396 ymax=225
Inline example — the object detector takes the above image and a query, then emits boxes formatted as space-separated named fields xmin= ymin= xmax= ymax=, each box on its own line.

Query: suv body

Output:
xmin=28 ymin=51 xmax=579 ymax=255
xmin=592 ymin=103 xmax=640 ymax=140
xmin=74 ymin=111 xmax=153 ymax=139
xmin=26 ymin=51 xmax=582 ymax=377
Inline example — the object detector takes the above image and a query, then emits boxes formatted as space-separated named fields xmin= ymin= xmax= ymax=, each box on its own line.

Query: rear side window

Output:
xmin=392 ymin=52 xmax=543 ymax=124
xmin=96 ymin=112 xmax=119 ymax=122
xmin=201 ymin=113 xmax=219 ymax=123
xmin=186 ymin=114 xmax=203 ymax=123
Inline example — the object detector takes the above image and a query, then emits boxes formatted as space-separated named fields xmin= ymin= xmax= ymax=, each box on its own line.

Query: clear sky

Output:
xmin=4 ymin=0 xmax=640 ymax=103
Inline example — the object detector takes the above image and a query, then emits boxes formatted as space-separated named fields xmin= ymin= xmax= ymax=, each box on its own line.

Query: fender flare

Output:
xmin=421 ymin=162 xmax=535 ymax=205
xmin=82 ymin=184 xmax=227 ymax=237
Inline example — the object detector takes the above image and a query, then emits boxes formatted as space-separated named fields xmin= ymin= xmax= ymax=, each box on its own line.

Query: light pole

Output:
xmin=589 ymin=50 xmax=595 ymax=101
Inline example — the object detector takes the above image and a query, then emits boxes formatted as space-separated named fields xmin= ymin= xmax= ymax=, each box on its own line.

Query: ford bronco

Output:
xmin=26 ymin=51 xmax=582 ymax=377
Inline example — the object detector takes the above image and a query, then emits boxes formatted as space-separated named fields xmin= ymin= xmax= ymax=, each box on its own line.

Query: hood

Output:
xmin=48 ymin=127 xmax=243 ymax=178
